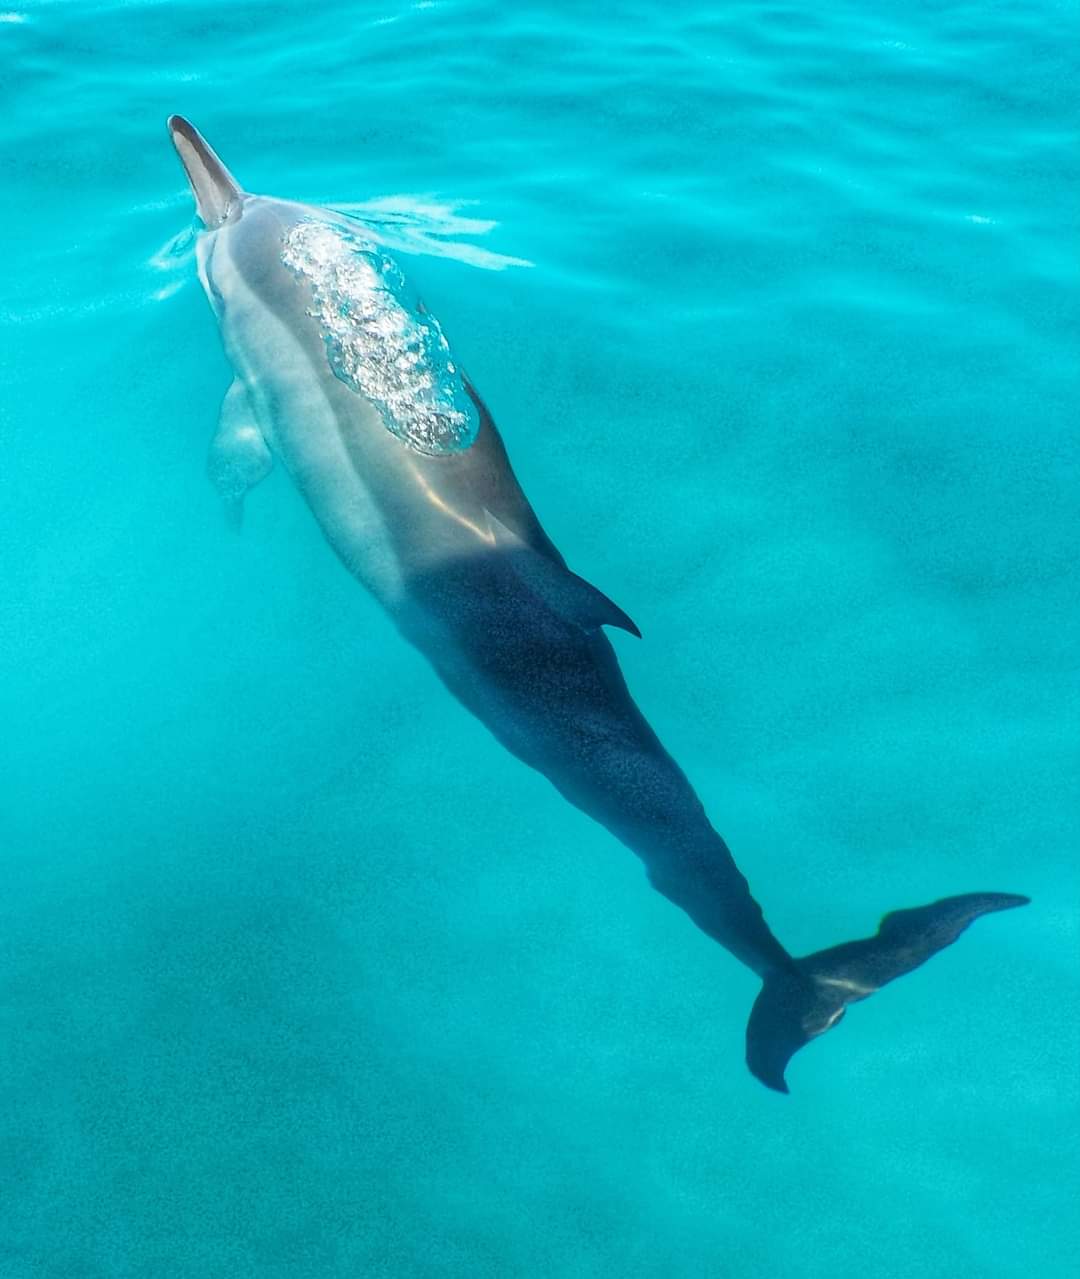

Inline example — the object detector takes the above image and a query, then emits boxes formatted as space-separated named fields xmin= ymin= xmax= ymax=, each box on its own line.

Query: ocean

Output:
xmin=1 ymin=1 xmax=1077 ymax=1275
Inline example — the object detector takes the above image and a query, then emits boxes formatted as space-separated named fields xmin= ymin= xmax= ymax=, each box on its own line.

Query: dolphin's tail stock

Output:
xmin=744 ymin=892 xmax=1029 ymax=1093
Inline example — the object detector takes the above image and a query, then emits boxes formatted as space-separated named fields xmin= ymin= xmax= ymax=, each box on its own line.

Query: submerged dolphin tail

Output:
xmin=745 ymin=891 xmax=1029 ymax=1093
xmin=167 ymin=115 xmax=244 ymax=228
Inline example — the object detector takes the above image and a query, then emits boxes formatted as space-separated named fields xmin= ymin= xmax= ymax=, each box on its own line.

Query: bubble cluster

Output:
xmin=281 ymin=218 xmax=479 ymax=456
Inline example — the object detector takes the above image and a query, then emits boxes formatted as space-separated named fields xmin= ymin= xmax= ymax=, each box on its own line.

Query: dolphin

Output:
xmin=167 ymin=116 xmax=1029 ymax=1092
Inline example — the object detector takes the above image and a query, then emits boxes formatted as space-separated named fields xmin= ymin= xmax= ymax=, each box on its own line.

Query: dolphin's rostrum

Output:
xmin=168 ymin=116 xmax=1028 ymax=1092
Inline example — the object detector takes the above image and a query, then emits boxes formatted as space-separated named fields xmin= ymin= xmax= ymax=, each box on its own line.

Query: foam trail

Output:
xmin=327 ymin=195 xmax=534 ymax=270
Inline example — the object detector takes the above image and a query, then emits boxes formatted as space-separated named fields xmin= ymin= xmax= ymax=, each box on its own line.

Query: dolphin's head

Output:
xmin=168 ymin=115 xmax=245 ymax=229
xmin=166 ymin=115 xmax=303 ymax=325
xmin=166 ymin=117 xmax=481 ymax=456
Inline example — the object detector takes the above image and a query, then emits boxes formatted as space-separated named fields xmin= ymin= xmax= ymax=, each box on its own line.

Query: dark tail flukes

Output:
xmin=745 ymin=892 xmax=1029 ymax=1093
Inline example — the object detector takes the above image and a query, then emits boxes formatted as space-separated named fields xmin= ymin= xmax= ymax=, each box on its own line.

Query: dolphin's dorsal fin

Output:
xmin=485 ymin=510 xmax=641 ymax=638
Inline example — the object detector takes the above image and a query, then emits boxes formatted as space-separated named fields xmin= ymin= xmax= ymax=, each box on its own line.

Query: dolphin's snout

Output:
xmin=168 ymin=115 xmax=245 ymax=228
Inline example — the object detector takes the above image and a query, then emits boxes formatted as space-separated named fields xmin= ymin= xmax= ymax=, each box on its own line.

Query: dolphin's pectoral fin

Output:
xmin=485 ymin=510 xmax=641 ymax=637
xmin=207 ymin=379 xmax=273 ymax=529
xmin=745 ymin=892 xmax=1029 ymax=1093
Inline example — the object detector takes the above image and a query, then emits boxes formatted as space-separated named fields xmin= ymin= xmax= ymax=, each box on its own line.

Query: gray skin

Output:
xmin=168 ymin=117 xmax=1028 ymax=1092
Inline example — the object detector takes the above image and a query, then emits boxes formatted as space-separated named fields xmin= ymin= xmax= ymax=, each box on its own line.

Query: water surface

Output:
xmin=1 ymin=2 xmax=1077 ymax=1275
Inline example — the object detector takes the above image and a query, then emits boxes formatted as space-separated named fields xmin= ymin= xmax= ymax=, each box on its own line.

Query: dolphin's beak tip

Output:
xmin=166 ymin=116 xmax=243 ymax=226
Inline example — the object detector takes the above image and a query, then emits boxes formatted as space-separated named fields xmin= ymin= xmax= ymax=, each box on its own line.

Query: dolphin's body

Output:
xmin=168 ymin=116 xmax=1027 ymax=1091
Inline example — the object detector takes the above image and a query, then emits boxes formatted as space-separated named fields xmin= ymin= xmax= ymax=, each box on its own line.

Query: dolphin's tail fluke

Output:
xmin=744 ymin=891 xmax=1029 ymax=1093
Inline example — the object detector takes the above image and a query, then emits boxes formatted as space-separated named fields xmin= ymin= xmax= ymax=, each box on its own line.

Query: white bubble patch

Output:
xmin=281 ymin=218 xmax=479 ymax=457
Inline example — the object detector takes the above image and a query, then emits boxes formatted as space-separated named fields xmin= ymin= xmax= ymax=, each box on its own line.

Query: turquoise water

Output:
xmin=2 ymin=0 xmax=1078 ymax=1274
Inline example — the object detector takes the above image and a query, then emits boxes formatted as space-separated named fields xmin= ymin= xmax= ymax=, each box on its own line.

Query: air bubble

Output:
xmin=281 ymin=219 xmax=479 ymax=456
